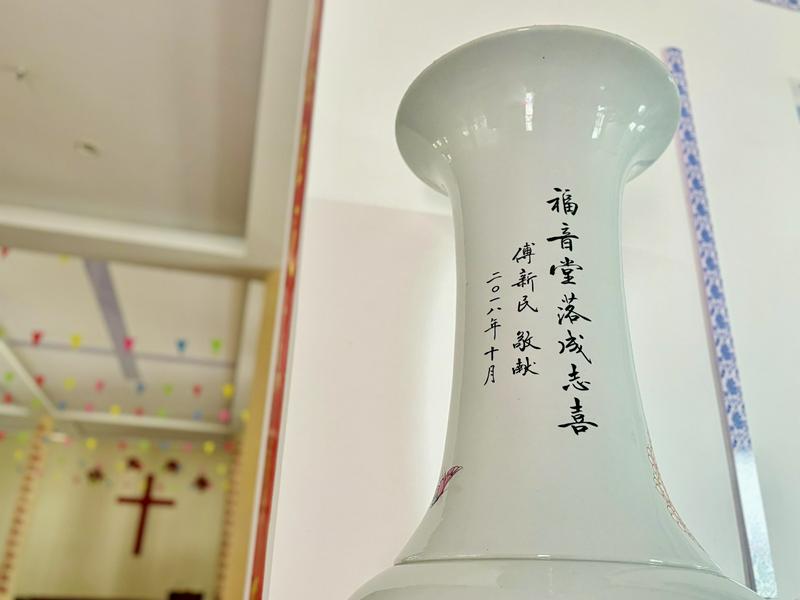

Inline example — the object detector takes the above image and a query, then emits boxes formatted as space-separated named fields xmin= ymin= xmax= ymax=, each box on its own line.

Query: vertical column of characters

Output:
xmin=509 ymin=240 xmax=542 ymax=380
xmin=482 ymin=272 xmax=503 ymax=386
xmin=545 ymin=188 xmax=596 ymax=435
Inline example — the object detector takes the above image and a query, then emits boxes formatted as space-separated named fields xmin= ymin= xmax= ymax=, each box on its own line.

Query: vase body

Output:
xmin=349 ymin=26 xmax=758 ymax=599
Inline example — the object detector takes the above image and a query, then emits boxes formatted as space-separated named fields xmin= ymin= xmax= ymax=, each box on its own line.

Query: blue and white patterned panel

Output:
xmin=664 ymin=47 xmax=778 ymax=599
xmin=756 ymin=0 xmax=800 ymax=11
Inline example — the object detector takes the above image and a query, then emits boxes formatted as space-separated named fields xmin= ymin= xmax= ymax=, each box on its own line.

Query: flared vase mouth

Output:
xmin=400 ymin=25 xmax=672 ymax=92
xmin=395 ymin=25 xmax=680 ymax=194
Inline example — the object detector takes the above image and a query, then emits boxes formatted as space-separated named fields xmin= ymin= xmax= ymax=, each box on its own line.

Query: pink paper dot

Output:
xmin=217 ymin=408 xmax=231 ymax=424
xmin=84 ymin=402 xmax=95 ymax=413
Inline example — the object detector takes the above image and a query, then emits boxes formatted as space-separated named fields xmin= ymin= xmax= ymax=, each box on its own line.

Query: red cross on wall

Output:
xmin=117 ymin=473 xmax=175 ymax=555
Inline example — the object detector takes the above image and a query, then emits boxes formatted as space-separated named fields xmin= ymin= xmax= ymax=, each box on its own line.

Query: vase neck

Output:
xmin=396 ymin=142 xmax=715 ymax=572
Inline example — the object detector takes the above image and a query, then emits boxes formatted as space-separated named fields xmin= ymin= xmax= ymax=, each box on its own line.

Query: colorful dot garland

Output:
xmin=6 ymin=372 xmax=240 ymax=423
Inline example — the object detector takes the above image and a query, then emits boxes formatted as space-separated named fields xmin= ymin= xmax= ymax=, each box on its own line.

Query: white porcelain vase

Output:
xmin=349 ymin=26 xmax=758 ymax=600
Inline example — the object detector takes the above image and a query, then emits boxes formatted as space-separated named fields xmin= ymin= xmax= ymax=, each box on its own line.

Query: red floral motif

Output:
xmin=87 ymin=466 xmax=105 ymax=483
xmin=193 ymin=474 xmax=211 ymax=491
xmin=431 ymin=465 xmax=463 ymax=506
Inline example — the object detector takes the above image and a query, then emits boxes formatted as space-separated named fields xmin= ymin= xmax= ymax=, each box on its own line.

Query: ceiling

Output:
xmin=0 ymin=246 xmax=263 ymax=440
xmin=0 ymin=0 xmax=314 ymax=275
xmin=0 ymin=0 xmax=317 ymax=440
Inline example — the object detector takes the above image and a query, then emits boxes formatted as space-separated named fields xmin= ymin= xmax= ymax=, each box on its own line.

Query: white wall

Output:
xmin=269 ymin=1 xmax=800 ymax=599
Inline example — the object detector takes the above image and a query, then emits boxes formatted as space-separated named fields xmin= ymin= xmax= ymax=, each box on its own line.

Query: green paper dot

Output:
xmin=211 ymin=339 xmax=222 ymax=353
xmin=4 ymin=372 xmax=13 ymax=383
xmin=163 ymin=384 xmax=173 ymax=396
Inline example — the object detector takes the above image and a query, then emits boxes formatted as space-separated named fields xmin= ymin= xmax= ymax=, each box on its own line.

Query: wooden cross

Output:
xmin=117 ymin=473 xmax=175 ymax=555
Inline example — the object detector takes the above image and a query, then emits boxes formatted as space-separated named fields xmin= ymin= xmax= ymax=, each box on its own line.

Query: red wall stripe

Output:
xmin=248 ymin=0 xmax=324 ymax=598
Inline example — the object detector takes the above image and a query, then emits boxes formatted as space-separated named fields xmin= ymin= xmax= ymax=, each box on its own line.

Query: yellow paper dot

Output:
xmin=239 ymin=409 xmax=250 ymax=423
xmin=64 ymin=377 xmax=77 ymax=391
xmin=115 ymin=460 xmax=125 ymax=472
xmin=59 ymin=254 xmax=70 ymax=264
xmin=85 ymin=437 xmax=98 ymax=451
xmin=215 ymin=463 xmax=227 ymax=476
xmin=109 ymin=404 xmax=122 ymax=415
xmin=13 ymin=449 xmax=25 ymax=461
xmin=69 ymin=334 xmax=82 ymax=349
xmin=222 ymin=383 xmax=235 ymax=399
xmin=203 ymin=441 xmax=215 ymax=455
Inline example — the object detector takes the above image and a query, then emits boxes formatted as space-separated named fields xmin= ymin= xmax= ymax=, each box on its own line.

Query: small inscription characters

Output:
xmin=483 ymin=272 xmax=503 ymax=386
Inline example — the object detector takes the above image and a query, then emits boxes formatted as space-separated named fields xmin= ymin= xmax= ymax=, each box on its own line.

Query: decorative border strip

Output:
xmin=755 ymin=0 xmax=799 ymax=11
xmin=248 ymin=1 xmax=325 ymax=598
xmin=664 ymin=47 xmax=777 ymax=598
xmin=0 ymin=417 xmax=50 ymax=597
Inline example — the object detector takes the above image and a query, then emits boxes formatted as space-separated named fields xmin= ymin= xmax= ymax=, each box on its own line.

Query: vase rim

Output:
xmin=400 ymin=24 xmax=673 ymax=97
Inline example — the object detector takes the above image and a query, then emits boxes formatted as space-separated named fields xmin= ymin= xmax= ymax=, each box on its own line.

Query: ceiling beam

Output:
xmin=243 ymin=0 xmax=315 ymax=265
xmin=83 ymin=258 xmax=140 ymax=380
xmin=58 ymin=410 xmax=232 ymax=440
xmin=0 ymin=338 xmax=80 ymax=437
xmin=0 ymin=404 xmax=31 ymax=419
xmin=0 ymin=338 xmax=231 ymax=440
xmin=0 ymin=204 xmax=266 ymax=278
xmin=0 ymin=338 xmax=61 ymax=417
